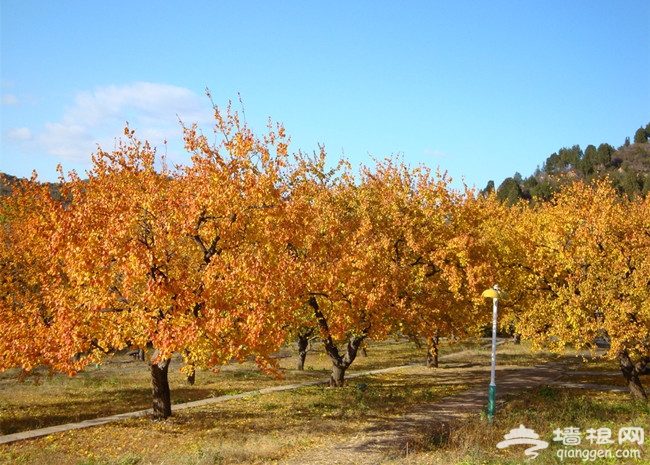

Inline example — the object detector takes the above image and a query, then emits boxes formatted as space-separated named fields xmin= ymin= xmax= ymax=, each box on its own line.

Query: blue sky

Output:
xmin=2 ymin=1 xmax=649 ymax=190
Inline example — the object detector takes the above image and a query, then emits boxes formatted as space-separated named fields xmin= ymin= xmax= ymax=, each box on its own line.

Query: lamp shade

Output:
xmin=482 ymin=288 xmax=508 ymax=299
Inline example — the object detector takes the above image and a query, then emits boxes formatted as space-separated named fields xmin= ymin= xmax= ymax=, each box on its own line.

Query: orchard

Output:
xmin=1 ymin=103 xmax=649 ymax=421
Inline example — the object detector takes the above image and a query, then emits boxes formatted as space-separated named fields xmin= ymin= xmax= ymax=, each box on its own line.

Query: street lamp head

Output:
xmin=482 ymin=286 xmax=508 ymax=299
xmin=482 ymin=288 xmax=500 ymax=299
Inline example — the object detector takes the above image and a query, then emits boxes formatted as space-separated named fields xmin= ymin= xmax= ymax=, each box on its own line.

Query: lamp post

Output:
xmin=482 ymin=285 xmax=507 ymax=421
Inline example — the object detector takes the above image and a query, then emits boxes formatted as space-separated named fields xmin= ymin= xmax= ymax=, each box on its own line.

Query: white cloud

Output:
xmin=2 ymin=94 xmax=20 ymax=106
xmin=36 ymin=82 xmax=214 ymax=164
xmin=39 ymin=123 xmax=96 ymax=159
xmin=6 ymin=127 xmax=32 ymax=141
xmin=64 ymin=82 xmax=212 ymax=128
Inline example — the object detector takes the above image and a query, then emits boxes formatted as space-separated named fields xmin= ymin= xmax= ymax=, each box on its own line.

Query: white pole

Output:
xmin=488 ymin=295 xmax=498 ymax=420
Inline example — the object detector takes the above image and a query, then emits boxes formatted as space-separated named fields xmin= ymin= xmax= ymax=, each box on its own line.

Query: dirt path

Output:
xmin=279 ymin=364 xmax=564 ymax=465
xmin=0 ymin=344 xmax=569 ymax=453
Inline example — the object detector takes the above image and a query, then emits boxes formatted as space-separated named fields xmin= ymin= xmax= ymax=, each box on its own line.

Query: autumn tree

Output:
xmin=330 ymin=159 xmax=496 ymax=369
xmin=175 ymin=99 xmax=301 ymax=379
xmin=283 ymin=152 xmax=464 ymax=386
xmin=281 ymin=150 xmax=375 ymax=386
xmin=510 ymin=180 xmax=650 ymax=399
xmin=402 ymin=180 xmax=505 ymax=367
xmin=0 ymin=174 xmax=99 ymax=376
xmin=1 ymin=102 xmax=301 ymax=419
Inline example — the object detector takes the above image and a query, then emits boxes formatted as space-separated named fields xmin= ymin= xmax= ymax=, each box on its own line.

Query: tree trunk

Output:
xmin=618 ymin=351 xmax=648 ymax=400
xmin=427 ymin=334 xmax=439 ymax=368
xmin=186 ymin=366 xmax=196 ymax=385
xmin=326 ymin=336 xmax=364 ymax=387
xmin=151 ymin=352 xmax=172 ymax=419
xmin=308 ymin=296 xmax=367 ymax=387
xmin=296 ymin=333 xmax=310 ymax=370
xmin=330 ymin=364 xmax=347 ymax=387
xmin=409 ymin=334 xmax=423 ymax=350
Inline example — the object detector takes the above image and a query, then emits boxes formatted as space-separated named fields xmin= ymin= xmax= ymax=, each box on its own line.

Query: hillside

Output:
xmin=0 ymin=173 xmax=20 ymax=197
xmin=0 ymin=173 xmax=63 ymax=200
xmin=488 ymin=123 xmax=650 ymax=204
xmin=4 ymin=123 xmax=650 ymax=205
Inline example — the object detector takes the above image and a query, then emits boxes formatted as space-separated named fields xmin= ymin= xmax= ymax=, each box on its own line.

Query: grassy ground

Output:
xmin=391 ymin=387 xmax=650 ymax=465
xmin=0 ymin=339 xmax=647 ymax=465
xmin=0 ymin=338 xmax=481 ymax=436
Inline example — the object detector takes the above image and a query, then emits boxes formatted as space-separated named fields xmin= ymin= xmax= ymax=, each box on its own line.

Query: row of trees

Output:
xmin=490 ymin=122 xmax=650 ymax=204
xmin=1 ymin=104 xmax=649 ymax=419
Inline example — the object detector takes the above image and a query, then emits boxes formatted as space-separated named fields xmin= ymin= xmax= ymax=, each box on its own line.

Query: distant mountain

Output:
xmin=0 ymin=173 xmax=64 ymax=200
xmin=487 ymin=123 xmax=650 ymax=204
xmin=4 ymin=122 xmax=650 ymax=206
xmin=0 ymin=173 xmax=20 ymax=197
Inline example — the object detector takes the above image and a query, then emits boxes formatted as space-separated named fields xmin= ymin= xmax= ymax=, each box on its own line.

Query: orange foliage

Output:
xmin=3 ymin=100 xmax=649 ymax=402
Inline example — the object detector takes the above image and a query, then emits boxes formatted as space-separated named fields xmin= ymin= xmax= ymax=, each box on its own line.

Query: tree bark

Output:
xmin=326 ymin=336 xmax=364 ymax=387
xmin=330 ymin=364 xmax=347 ymax=387
xmin=426 ymin=334 xmax=439 ymax=368
xmin=618 ymin=350 xmax=648 ymax=400
xmin=296 ymin=332 xmax=311 ymax=370
xmin=186 ymin=366 xmax=196 ymax=385
xmin=151 ymin=352 xmax=172 ymax=419
xmin=309 ymin=296 xmax=367 ymax=387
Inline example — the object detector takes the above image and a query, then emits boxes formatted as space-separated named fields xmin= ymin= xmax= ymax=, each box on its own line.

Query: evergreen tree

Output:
xmin=643 ymin=173 xmax=650 ymax=198
xmin=634 ymin=127 xmax=648 ymax=144
xmin=482 ymin=180 xmax=495 ymax=195
xmin=522 ymin=175 xmax=539 ymax=201
xmin=534 ymin=179 xmax=553 ymax=201
xmin=543 ymin=153 xmax=561 ymax=175
xmin=620 ymin=169 xmax=642 ymax=199
xmin=496 ymin=177 xmax=522 ymax=205
xmin=579 ymin=144 xmax=597 ymax=176
xmin=596 ymin=143 xmax=614 ymax=166
xmin=558 ymin=145 xmax=582 ymax=170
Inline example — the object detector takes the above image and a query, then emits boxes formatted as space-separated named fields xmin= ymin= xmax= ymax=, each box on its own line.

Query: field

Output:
xmin=0 ymin=339 xmax=648 ymax=465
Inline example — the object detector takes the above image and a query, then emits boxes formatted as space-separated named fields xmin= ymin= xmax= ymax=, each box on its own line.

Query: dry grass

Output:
xmin=1 ymin=340 xmax=646 ymax=465
xmin=388 ymin=388 xmax=649 ymax=465
xmin=384 ymin=356 xmax=650 ymax=465
xmin=0 ymin=338 xmax=465 ymax=464
xmin=0 ymin=338 xmax=480 ymax=436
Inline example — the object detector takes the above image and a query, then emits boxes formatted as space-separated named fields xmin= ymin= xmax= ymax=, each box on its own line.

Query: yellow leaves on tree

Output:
xmin=3 ymin=97 xmax=649 ymax=405
xmin=504 ymin=180 xmax=650 ymax=398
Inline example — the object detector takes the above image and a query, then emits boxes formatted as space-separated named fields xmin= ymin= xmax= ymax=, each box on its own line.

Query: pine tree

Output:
xmin=634 ymin=127 xmax=648 ymax=144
